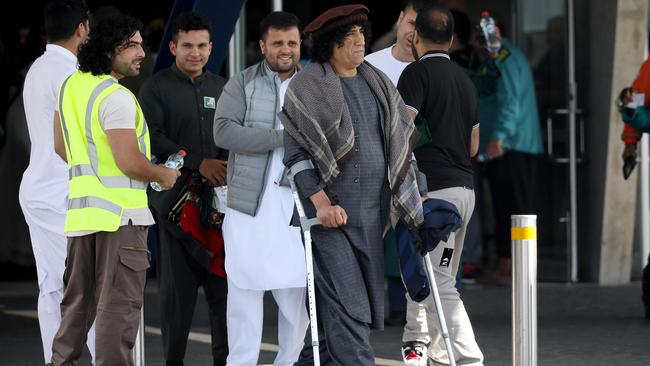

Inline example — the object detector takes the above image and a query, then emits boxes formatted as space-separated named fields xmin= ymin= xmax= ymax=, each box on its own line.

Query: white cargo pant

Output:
xmin=402 ymin=187 xmax=484 ymax=366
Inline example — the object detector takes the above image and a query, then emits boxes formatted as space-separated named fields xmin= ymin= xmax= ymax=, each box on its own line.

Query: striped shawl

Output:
xmin=278 ymin=61 xmax=424 ymax=228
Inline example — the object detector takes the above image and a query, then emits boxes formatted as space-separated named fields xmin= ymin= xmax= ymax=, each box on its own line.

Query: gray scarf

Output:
xmin=279 ymin=61 xmax=424 ymax=228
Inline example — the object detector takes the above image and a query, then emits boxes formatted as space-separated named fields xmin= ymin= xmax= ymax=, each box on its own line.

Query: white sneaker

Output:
xmin=401 ymin=341 xmax=428 ymax=366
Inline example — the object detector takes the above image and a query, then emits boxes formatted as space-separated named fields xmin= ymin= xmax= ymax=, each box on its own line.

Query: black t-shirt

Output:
xmin=397 ymin=51 xmax=478 ymax=191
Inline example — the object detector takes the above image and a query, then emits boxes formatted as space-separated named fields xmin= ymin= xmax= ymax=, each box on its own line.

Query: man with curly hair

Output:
xmin=49 ymin=13 xmax=180 ymax=366
xmin=280 ymin=4 xmax=424 ymax=364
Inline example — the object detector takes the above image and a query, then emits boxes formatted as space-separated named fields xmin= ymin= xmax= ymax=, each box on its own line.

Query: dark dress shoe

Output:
xmin=384 ymin=311 xmax=406 ymax=326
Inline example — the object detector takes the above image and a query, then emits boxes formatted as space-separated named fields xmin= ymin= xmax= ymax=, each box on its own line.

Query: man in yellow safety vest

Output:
xmin=48 ymin=13 xmax=179 ymax=366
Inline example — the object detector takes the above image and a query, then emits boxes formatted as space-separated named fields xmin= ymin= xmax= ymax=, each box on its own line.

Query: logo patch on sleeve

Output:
xmin=439 ymin=248 xmax=454 ymax=267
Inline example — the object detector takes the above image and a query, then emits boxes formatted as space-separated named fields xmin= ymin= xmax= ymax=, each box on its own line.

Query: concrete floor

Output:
xmin=1 ymin=280 xmax=649 ymax=365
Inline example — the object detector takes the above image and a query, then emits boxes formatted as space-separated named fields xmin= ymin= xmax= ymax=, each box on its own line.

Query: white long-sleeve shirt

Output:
xmin=20 ymin=44 xmax=77 ymax=214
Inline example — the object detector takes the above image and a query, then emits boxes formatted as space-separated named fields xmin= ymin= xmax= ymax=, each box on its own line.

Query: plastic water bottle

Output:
xmin=477 ymin=153 xmax=489 ymax=163
xmin=479 ymin=11 xmax=501 ymax=53
xmin=476 ymin=141 xmax=509 ymax=163
xmin=150 ymin=149 xmax=186 ymax=191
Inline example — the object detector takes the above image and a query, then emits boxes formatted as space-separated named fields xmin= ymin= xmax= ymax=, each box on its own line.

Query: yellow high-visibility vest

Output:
xmin=58 ymin=71 xmax=151 ymax=233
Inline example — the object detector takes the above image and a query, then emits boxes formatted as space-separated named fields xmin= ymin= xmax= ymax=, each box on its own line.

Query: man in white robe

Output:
xmin=18 ymin=0 xmax=95 ymax=363
xmin=213 ymin=11 xmax=309 ymax=366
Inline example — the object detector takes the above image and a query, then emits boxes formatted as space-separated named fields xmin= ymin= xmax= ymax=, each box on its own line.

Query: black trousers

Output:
xmin=485 ymin=151 xmax=539 ymax=258
xmin=294 ymin=226 xmax=377 ymax=366
xmin=641 ymin=256 xmax=650 ymax=318
xmin=158 ymin=220 xmax=228 ymax=366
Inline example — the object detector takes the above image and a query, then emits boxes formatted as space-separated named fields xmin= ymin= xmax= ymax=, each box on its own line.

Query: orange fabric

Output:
xmin=631 ymin=58 xmax=650 ymax=101
xmin=622 ymin=58 xmax=650 ymax=144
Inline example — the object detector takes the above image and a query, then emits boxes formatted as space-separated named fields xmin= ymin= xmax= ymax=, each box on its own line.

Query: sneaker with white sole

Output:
xmin=401 ymin=341 xmax=428 ymax=366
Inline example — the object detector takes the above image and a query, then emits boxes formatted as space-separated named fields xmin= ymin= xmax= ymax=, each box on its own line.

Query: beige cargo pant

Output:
xmin=51 ymin=224 xmax=150 ymax=366
xmin=402 ymin=187 xmax=484 ymax=366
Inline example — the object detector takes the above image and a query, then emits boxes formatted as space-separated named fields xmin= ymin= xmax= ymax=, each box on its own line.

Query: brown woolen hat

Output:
xmin=303 ymin=4 xmax=369 ymax=38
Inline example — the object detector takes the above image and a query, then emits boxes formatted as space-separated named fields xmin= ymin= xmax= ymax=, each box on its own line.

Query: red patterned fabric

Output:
xmin=179 ymin=200 xmax=226 ymax=278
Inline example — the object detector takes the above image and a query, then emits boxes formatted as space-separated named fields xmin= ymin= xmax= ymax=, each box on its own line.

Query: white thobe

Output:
xmin=19 ymin=44 xmax=95 ymax=363
xmin=223 ymin=75 xmax=306 ymax=290
xmin=223 ymin=74 xmax=309 ymax=366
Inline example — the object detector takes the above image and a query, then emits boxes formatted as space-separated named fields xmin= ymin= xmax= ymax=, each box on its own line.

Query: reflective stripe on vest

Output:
xmin=60 ymin=77 xmax=149 ymax=191
xmin=69 ymin=164 xmax=147 ymax=189
xmin=68 ymin=196 xmax=122 ymax=215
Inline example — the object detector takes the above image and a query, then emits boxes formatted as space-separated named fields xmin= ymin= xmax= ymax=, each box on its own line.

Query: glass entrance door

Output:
xmin=461 ymin=0 xmax=577 ymax=281
xmin=516 ymin=0 xmax=578 ymax=281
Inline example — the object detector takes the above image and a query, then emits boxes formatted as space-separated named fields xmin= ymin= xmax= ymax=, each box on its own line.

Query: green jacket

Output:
xmin=622 ymin=106 xmax=650 ymax=133
xmin=478 ymin=39 xmax=543 ymax=155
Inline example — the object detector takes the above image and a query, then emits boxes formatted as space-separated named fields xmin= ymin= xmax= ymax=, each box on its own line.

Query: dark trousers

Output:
xmin=51 ymin=225 xmax=149 ymax=366
xmin=293 ymin=285 xmax=374 ymax=366
xmin=295 ymin=227 xmax=377 ymax=366
xmin=485 ymin=151 xmax=538 ymax=258
xmin=158 ymin=220 xmax=228 ymax=366
xmin=641 ymin=256 xmax=650 ymax=318
xmin=387 ymin=277 xmax=407 ymax=313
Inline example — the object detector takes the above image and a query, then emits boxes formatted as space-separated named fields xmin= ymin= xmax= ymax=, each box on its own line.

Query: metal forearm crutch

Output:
xmin=287 ymin=160 xmax=321 ymax=366
xmin=423 ymin=253 xmax=456 ymax=366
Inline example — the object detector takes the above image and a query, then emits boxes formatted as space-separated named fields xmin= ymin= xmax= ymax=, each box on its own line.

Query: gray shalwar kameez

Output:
xmin=285 ymin=74 xmax=391 ymax=365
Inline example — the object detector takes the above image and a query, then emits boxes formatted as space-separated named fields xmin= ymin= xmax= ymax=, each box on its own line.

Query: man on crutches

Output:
xmin=396 ymin=3 xmax=484 ymax=365
xmin=280 ymin=5 xmax=424 ymax=365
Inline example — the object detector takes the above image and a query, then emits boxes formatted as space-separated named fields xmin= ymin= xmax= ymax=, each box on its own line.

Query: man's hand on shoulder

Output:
xmin=199 ymin=158 xmax=228 ymax=186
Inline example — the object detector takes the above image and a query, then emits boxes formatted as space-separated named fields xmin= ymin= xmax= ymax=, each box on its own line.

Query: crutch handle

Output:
xmin=301 ymin=217 xmax=321 ymax=231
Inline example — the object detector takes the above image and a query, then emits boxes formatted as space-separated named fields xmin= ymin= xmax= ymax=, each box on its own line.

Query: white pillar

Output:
xmin=228 ymin=6 xmax=246 ymax=77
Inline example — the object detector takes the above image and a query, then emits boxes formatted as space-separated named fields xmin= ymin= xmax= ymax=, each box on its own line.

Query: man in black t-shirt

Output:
xmin=396 ymin=4 xmax=484 ymax=365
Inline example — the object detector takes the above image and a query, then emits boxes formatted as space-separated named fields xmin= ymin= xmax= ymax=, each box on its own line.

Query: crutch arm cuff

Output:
xmin=288 ymin=159 xmax=315 ymax=177
xmin=288 ymin=159 xmax=326 ymax=199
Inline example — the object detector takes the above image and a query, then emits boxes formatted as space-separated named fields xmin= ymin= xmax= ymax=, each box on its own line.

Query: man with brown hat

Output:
xmin=279 ymin=4 xmax=424 ymax=365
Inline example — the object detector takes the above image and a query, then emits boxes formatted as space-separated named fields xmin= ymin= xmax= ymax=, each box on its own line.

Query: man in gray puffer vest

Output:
xmin=212 ymin=11 xmax=309 ymax=366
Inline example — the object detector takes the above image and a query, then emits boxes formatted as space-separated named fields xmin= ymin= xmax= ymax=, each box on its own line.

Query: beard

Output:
xmin=114 ymin=59 xmax=142 ymax=78
xmin=267 ymin=55 xmax=296 ymax=73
